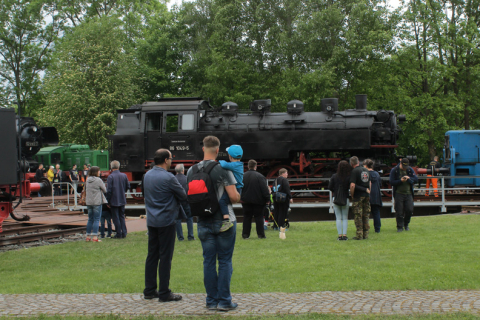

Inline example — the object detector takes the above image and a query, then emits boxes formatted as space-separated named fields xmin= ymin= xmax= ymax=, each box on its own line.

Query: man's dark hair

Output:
xmin=203 ymin=136 xmax=220 ymax=149
xmin=248 ymin=159 xmax=257 ymax=170
xmin=154 ymin=149 xmax=170 ymax=165
xmin=337 ymin=160 xmax=352 ymax=180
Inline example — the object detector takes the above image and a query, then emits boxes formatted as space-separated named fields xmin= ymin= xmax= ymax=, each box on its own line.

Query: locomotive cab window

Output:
xmin=147 ymin=113 xmax=162 ymax=131
xmin=166 ymin=114 xmax=178 ymax=133
xmin=181 ymin=114 xmax=195 ymax=131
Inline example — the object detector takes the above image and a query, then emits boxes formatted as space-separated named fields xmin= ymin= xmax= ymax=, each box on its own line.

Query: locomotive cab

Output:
xmin=109 ymin=98 xmax=204 ymax=177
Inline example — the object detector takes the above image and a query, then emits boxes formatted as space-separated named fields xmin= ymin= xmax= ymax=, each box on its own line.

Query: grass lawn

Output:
xmin=0 ymin=214 xmax=479 ymax=294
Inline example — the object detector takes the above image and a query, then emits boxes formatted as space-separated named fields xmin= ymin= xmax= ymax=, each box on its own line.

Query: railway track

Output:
xmin=0 ymin=223 xmax=85 ymax=247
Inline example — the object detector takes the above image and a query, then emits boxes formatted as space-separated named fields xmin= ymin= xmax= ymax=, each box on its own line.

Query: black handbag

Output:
xmin=333 ymin=180 xmax=348 ymax=206
xmin=274 ymin=178 xmax=287 ymax=203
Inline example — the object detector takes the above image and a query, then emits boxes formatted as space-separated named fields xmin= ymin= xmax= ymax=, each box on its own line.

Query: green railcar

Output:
xmin=34 ymin=144 xmax=109 ymax=171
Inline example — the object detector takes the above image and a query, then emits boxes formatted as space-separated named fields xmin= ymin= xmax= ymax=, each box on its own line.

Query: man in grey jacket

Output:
xmin=106 ymin=160 xmax=130 ymax=239
xmin=143 ymin=149 xmax=187 ymax=302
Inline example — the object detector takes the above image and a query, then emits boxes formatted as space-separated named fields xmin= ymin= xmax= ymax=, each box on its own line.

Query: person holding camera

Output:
xmin=389 ymin=158 xmax=418 ymax=232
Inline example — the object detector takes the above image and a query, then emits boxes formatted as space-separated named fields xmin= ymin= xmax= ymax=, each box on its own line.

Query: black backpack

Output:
xmin=187 ymin=161 xmax=220 ymax=217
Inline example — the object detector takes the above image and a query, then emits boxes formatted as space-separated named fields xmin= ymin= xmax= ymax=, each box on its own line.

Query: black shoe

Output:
xmin=397 ymin=228 xmax=404 ymax=232
xmin=159 ymin=293 xmax=182 ymax=302
xmin=206 ymin=303 xmax=217 ymax=310
xmin=343 ymin=236 xmax=348 ymax=241
xmin=258 ymin=236 xmax=266 ymax=239
xmin=404 ymin=226 xmax=410 ymax=231
xmin=242 ymin=236 xmax=249 ymax=239
xmin=144 ymin=291 xmax=159 ymax=300
xmin=218 ymin=302 xmax=238 ymax=311
xmin=188 ymin=238 xmax=195 ymax=241
xmin=337 ymin=236 xmax=342 ymax=241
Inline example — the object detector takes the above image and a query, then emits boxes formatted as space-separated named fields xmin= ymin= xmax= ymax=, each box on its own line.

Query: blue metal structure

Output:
xmin=444 ymin=130 xmax=480 ymax=186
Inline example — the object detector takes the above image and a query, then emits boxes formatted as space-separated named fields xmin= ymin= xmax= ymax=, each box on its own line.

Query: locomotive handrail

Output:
xmin=51 ymin=182 xmax=80 ymax=209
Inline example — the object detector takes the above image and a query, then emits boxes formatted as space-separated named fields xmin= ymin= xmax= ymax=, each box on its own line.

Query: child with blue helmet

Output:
xmin=218 ymin=145 xmax=244 ymax=232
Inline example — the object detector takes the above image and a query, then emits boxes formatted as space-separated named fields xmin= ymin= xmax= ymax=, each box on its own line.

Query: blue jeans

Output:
xmin=176 ymin=202 xmax=194 ymax=240
xmin=86 ymin=205 xmax=102 ymax=235
xmin=197 ymin=219 xmax=236 ymax=308
xmin=111 ymin=205 xmax=127 ymax=238
xmin=100 ymin=207 xmax=112 ymax=237
xmin=371 ymin=204 xmax=382 ymax=232
xmin=219 ymin=188 xmax=242 ymax=218
xmin=334 ymin=198 xmax=349 ymax=235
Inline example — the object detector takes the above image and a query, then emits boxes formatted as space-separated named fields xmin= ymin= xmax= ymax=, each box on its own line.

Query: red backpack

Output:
xmin=187 ymin=161 xmax=220 ymax=217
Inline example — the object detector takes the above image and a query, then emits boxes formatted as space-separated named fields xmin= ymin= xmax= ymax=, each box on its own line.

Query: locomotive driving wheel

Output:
xmin=311 ymin=166 xmax=335 ymax=198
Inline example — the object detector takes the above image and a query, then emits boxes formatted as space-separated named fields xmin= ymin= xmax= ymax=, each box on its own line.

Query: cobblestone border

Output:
xmin=1 ymin=290 xmax=480 ymax=316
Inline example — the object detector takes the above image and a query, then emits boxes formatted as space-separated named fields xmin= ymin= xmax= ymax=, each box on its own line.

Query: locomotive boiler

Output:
xmin=0 ymin=109 xmax=59 ymax=232
xmin=109 ymin=95 xmax=405 ymax=193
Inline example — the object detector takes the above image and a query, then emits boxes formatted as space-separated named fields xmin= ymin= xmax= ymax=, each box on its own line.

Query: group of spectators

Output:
xmin=328 ymin=156 xmax=419 ymax=240
xmin=83 ymin=160 xmax=130 ymax=242
xmin=35 ymin=163 xmax=88 ymax=196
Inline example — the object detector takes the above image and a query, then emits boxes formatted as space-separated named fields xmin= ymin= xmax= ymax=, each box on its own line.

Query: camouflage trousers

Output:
xmin=352 ymin=197 xmax=371 ymax=239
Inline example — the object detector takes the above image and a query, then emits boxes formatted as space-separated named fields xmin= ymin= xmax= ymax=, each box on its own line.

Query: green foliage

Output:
xmin=39 ymin=17 xmax=143 ymax=149
xmin=0 ymin=0 xmax=60 ymax=115
xmin=1 ymin=215 xmax=480 ymax=294
xmin=2 ymin=0 xmax=480 ymax=159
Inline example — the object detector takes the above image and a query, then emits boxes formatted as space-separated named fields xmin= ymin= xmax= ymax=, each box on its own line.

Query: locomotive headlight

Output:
xmin=32 ymin=126 xmax=38 ymax=132
xmin=326 ymin=106 xmax=332 ymax=112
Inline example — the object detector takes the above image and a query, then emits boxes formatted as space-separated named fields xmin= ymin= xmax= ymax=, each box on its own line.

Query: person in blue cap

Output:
xmin=218 ymin=145 xmax=244 ymax=232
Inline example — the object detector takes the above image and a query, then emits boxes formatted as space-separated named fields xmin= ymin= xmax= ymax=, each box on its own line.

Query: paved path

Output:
xmin=1 ymin=291 xmax=480 ymax=316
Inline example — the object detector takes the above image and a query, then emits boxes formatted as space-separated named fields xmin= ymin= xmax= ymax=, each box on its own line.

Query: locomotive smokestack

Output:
xmin=355 ymin=94 xmax=367 ymax=111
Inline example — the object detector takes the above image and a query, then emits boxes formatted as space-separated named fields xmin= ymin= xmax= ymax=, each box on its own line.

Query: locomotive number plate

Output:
xmin=26 ymin=141 xmax=39 ymax=147
xmin=170 ymin=145 xmax=189 ymax=151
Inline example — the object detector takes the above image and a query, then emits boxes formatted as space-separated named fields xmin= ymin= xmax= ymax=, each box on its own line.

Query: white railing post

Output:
xmin=441 ymin=177 xmax=446 ymax=213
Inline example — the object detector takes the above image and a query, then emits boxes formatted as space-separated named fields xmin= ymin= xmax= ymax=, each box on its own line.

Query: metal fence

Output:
xmin=52 ymin=176 xmax=480 ymax=213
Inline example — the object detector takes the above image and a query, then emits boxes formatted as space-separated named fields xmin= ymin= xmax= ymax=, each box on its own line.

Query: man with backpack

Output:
xmin=143 ymin=149 xmax=186 ymax=302
xmin=186 ymin=135 xmax=240 ymax=311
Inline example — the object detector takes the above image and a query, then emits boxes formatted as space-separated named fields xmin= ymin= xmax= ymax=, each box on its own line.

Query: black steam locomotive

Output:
xmin=109 ymin=95 xmax=405 ymax=191
xmin=0 ymin=109 xmax=58 ymax=232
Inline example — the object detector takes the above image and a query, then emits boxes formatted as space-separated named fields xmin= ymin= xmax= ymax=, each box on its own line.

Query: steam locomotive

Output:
xmin=0 ymin=109 xmax=58 ymax=232
xmin=109 ymin=95 xmax=405 ymax=194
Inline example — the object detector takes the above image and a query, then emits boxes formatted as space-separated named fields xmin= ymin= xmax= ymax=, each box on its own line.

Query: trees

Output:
xmin=0 ymin=0 xmax=61 ymax=115
xmin=40 ymin=17 xmax=143 ymax=149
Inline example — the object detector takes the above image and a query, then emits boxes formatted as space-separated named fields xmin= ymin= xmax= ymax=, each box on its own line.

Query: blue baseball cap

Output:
xmin=226 ymin=145 xmax=243 ymax=159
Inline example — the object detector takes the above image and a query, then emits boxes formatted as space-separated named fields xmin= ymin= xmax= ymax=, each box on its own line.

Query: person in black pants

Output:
xmin=389 ymin=158 xmax=418 ymax=232
xmin=241 ymin=160 xmax=271 ymax=239
xmin=273 ymin=168 xmax=293 ymax=230
xmin=143 ymin=149 xmax=187 ymax=302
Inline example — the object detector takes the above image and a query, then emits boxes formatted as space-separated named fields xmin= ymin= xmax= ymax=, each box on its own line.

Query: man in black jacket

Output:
xmin=389 ymin=158 xmax=419 ymax=232
xmin=240 ymin=160 xmax=270 ymax=239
